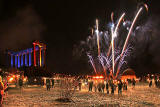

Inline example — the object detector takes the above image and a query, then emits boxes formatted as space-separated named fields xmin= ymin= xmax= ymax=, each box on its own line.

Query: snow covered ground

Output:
xmin=3 ymin=83 xmax=160 ymax=107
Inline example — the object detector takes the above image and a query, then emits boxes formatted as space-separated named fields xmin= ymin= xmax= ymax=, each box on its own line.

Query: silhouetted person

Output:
xmin=94 ymin=81 xmax=97 ymax=92
xmin=19 ymin=76 xmax=23 ymax=89
xmin=111 ymin=82 xmax=114 ymax=94
xmin=106 ymin=81 xmax=109 ymax=94
xmin=157 ymin=79 xmax=160 ymax=88
xmin=51 ymin=79 xmax=54 ymax=88
xmin=101 ymin=81 xmax=105 ymax=93
xmin=0 ymin=76 xmax=4 ymax=106
xmin=155 ymin=76 xmax=158 ymax=87
xmin=97 ymin=83 xmax=102 ymax=92
xmin=88 ymin=80 xmax=93 ymax=92
xmin=78 ymin=80 xmax=82 ymax=91
xmin=118 ymin=80 xmax=122 ymax=94
xmin=132 ymin=78 xmax=136 ymax=89
xmin=123 ymin=81 xmax=127 ymax=90
xmin=149 ymin=79 xmax=152 ymax=87
xmin=4 ymin=77 xmax=9 ymax=98
xmin=46 ymin=78 xmax=51 ymax=91
xmin=42 ymin=79 xmax=44 ymax=86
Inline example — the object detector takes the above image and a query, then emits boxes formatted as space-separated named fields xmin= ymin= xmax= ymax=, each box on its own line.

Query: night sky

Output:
xmin=0 ymin=0 xmax=159 ymax=76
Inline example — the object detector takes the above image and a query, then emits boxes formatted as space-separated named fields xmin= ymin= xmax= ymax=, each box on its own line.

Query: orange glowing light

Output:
xmin=99 ymin=76 xmax=103 ymax=79
xmin=93 ymin=76 xmax=104 ymax=79
xmin=23 ymin=78 xmax=27 ymax=82
xmin=9 ymin=78 xmax=13 ymax=82
xmin=39 ymin=47 xmax=42 ymax=67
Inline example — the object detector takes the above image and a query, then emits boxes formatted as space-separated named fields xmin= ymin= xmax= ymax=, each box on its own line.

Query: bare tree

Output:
xmin=56 ymin=77 xmax=79 ymax=102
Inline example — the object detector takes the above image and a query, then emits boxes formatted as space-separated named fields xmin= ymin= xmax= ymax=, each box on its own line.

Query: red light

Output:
xmin=93 ymin=76 xmax=104 ymax=79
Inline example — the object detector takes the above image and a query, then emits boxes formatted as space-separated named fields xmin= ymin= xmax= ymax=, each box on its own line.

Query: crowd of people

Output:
xmin=86 ymin=78 xmax=131 ymax=95
xmin=148 ymin=77 xmax=160 ymax=88
xmin=0 ymin=74 xmax=159 ymax=106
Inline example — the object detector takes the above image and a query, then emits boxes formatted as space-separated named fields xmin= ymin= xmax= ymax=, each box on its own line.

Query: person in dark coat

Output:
xmin=106 ymin=81 xmax=109 ymax=94
xmin=118 ymin=80 xmax=123 ymax=94
xmin=94 ymin=80 xmax=98 ymax=92
xmin=123 ymin=80 xmax=127 ymax=90
xmin=19 ymin=76 xmax=23 ymax=89
xmin=132 ymin=78 xmax=136 ymax=89
xmin=155 ymin=76 xmax=158 ymax=87
xmin=90 ymin=80 xmax=93 ymax=91
xmin=157 ymin=79 xmax=160 ymax=88
xmin=97 ymin=82 xmax=101 ymax=92
xmin=46 ymin=78 xmax=51 ymax=91
xmin=111 ymin=82 xmax=114 ymax=94
xmin=78 ymin=80 xmax=82 ymax=91
xmin=149 ymin=79 xmax=152 ymax=87
xmin=51 ymin=79 xmax=54 ymax=88
xmin=101 ymin=81 xmax=105 ymax=93
xmin=4 ymin=77 xmax=9 ymax=98
xmin=88 ymin=79 xmax=93 ymax=92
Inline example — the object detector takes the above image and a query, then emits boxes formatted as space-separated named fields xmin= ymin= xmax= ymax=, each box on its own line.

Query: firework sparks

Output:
xmin=113 ymin=13 xmax=125 ymax=38
xmin=107 ymin=13 xmax=125 ymax=57
xmin=87 ymin=53 xmax=97 ymax=74
xmin=121 ymin=7 xmax=143 ymax=58
xmin=111 ymin=23 xmax=115 ymax=74
xmin=83 ymin=4 xmax=147 ymax=79
xmin=91 ymin=28 xmax=94 ymax=36
xmin=144 ymin=4 xmax=148 ymax=12
xmin=98 ymin=55 xmax=107 ymax=77
xmin=109 ymin=13 xmax=126 ymax=74
xmin=115 ymin=45 xmax=133 ymax=78
xmin=115 ymin=7 xmax=143 ymax=78
xmin=96 ymin=19 xmax=100 ymax=56
xmin=111 ymin=12 xmax=114 ymax=22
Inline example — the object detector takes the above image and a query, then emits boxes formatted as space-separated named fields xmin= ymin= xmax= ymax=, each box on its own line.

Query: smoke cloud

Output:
xmin=127 ymin=15 xmax=160 ymax=75
xmin=0 ymin=5 xmax=46 ymax=51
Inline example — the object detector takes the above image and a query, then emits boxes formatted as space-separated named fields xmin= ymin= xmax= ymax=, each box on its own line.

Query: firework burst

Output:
xmin=78 ymin=4 xmax=148 ymax=79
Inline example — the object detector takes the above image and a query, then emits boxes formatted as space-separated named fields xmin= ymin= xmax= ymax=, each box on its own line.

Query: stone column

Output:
xmin=25 ymin=53 xmax=28 ymax=66
xmin=33 ymin=43 xmax=36 ymax=66
xmin=18 ymin=54 xmax=20 ymax=68
xmin=29 ymin=52 xmax=32 ymax=66
xmin=15 ymin=55 xmax=17 ymax=68
xmin=11 ymin=54 xmax=13 ymax=67
xmin=21 ymin=54 xmax=24 ymax=67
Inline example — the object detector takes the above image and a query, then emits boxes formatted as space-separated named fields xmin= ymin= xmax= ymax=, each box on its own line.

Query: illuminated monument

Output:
xmin=8 ymin=41 xmax=46 ymax=68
